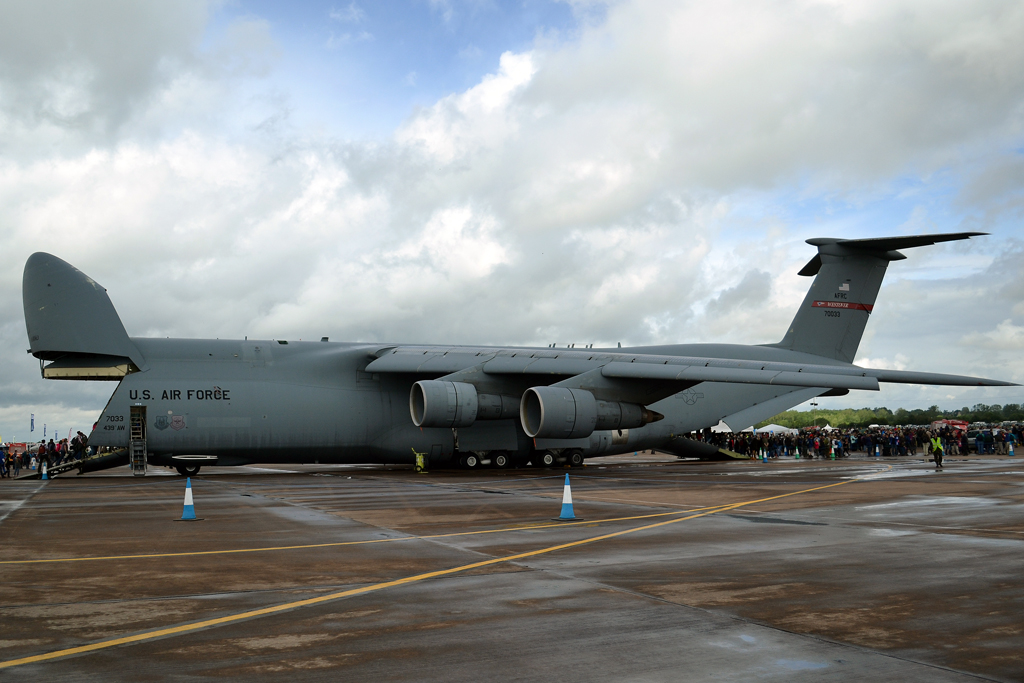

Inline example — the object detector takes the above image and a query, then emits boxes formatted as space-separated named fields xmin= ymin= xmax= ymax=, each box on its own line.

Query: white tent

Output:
xmin=710 ymin=420 xmax=753 ymax=433
xmin=756 ymin=423 xmax=798 ymax=434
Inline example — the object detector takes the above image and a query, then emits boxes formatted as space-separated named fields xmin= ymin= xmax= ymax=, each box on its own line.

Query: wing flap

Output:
xmin=483 ymin=356 xmax=597 ymax=375
xmin=366 ymin=348 xmax=494 ymax=374
xmin=602 ymin=362 xmax=880 ymax=390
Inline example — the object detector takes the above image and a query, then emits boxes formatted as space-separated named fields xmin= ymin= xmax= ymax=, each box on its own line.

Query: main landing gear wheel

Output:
xmin=492 ymin=451 xmax=513 ymax=469
xmin=176 ymin=464 xmax=201 ymax=477
xmin=566 ymin=450 xmax=584 ymax=467
xmin=534 ymin=451 xmax=556 ymax=468
xmin=460 ymin=454 xmax=481 ymax=469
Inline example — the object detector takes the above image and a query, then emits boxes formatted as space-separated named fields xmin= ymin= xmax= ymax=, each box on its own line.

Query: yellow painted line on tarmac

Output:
xmin=0 ymin=472 xmax=870 ymax=669
xmin=0 ymin=504 xmax=731 ymax=565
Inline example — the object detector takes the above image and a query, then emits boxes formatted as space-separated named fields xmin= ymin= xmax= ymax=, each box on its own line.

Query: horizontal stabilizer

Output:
xmin=797 ymin=231 xmax=986 ymax=277
xmin=814 ymin=231 xmax=988 ymax=253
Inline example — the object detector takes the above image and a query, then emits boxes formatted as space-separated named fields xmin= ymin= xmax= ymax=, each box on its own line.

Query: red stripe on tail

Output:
xmin=812 ymin=300 xmax=873 ymax=312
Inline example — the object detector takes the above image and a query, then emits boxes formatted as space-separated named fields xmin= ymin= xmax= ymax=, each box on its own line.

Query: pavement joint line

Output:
xmin=807 ymin=513 xmax=1024 ymax=536
xmin=0 ymin=504 xmax=732 ymax=565
xmin=0 ymin=582 xmax=391 ymax=611
xmin=0 ymin=471 xmax=876 ymax=669
xmin=0 ymin=482 xmax=47 ymax=527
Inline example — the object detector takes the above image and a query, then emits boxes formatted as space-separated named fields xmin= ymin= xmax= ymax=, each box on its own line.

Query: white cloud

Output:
xmin=396 ymin=51 xmax=536 ymax=162
xmin=3 ymin=0 xmax=1024 ymax=438
xmin=854 ymin=354 xmax=910 ymax=371
xmin=390 ymin=206 xmax=510 ymax=279
xmin=428 ymin=0 xmax=455 ymax=24
xmin=326 ymin=26 xmax=373 ymax=50
xmin=0 ymin=404 xmax=101 ymax=445
xmin=961 ymin=319 xmax=1024 ymax=350
xmin=329 ymin=3 xmax=366 ymax=23
xmin=0 ymin=2 xmax=280 ymax=158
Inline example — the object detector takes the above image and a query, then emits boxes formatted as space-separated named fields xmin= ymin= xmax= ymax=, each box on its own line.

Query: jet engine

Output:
xmin=410 ymin=380 xmax=520 ymax=428
xmin=520 ymin=386 xmax=662 ymax=439
xmin=410 ymin=380 xmax=478 ymax=428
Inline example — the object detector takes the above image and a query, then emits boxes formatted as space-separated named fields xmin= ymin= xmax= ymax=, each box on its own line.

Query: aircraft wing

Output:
xmin=365 ymin=345 xmax=1014 ymax=392
xmin=369 ymin=346 xmax=1014 ymax=438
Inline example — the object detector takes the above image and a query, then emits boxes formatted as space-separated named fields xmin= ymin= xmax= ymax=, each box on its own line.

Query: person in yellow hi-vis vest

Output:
xmin=930 ymin=434 xmax=944 ymax=470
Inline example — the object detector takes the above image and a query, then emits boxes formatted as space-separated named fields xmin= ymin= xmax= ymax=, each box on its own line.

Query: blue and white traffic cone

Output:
xmin=41 ymin=461 xmax=48 ymax=480
xmin=177 ymin=477 xmax=201 ymax=521
xmin=1009 ymin=444 xmax=1015 ymax=457
xmin=552 ymin=473 xmax=581 ymax=521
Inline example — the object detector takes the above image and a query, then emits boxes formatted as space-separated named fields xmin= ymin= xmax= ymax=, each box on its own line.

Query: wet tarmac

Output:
xmin=1 ymin=452 xmax=1022 ymax=681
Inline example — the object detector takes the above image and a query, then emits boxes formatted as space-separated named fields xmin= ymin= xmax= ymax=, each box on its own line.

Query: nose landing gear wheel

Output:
xmin=176 ymin=464 xmax=201 ymax=477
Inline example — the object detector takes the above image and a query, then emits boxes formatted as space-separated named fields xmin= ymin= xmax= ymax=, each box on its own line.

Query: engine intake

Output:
xmin=410 ymin=380 xmax=478 ymax=428
xmin=520 ymin=386 xmax=663 ymax=439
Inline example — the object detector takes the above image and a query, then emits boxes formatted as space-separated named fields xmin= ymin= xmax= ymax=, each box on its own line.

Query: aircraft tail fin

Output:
xmin=23 ymin=253 xmax=146 ymax=374
xmin=769 ymin=232 xmax=985 ymax=362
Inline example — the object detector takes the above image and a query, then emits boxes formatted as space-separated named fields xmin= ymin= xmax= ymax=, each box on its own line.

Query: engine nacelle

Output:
xmin=520 ymin=387 xmax=596 ymax=439
xmin=520 ymin=386 xmax=663 ymax=439
xmin=410 ymin=380 xmax=478 ymax=428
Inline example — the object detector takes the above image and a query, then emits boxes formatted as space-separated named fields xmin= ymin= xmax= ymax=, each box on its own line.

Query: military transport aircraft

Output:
xmin=23 ymin=232 xmax=1014 ymax=476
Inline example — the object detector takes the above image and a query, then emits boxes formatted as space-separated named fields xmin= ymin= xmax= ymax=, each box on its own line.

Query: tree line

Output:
xmin=758 ymin=404 xmax=1024 ymax=429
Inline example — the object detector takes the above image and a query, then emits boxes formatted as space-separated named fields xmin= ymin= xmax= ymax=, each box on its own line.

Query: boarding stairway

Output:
xmin=20 ymin=406 xmax=149 ymax=479
xmin=663 ymin=435 xmax=750 ymax=460
xmin=17 ymin=448 xmax=130 ymax=479
xmin=129 ymin=408 xmax=147 ymax=476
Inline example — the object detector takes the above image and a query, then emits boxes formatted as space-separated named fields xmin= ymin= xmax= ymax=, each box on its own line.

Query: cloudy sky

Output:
xmin=2 ymin=0 xmax=1023 ymax=441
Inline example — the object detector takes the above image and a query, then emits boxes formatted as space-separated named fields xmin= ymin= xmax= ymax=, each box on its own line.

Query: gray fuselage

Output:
xmin=89 ymin=338 xmax=833 ymax=467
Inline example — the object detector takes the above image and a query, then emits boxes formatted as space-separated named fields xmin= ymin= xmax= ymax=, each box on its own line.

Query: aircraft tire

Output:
xmin=492 ymin=451 xmax=513 ymax=469
xmin=176 ymin=465 xmax=201 ymax=477
xmin=566 ymin=450 xmax=584 ymax=467
xmin=535 ymin=451 xmax=556 ymax=468
xmin=463 ymin=454 xmax=481 ymax=469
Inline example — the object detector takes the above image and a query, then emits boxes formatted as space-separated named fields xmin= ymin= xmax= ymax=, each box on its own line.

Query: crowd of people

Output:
xmin=0 ymin=432 xmax=90 ymax=478
xmin=690 ymin=423 xmax=1021 ymax=459
xmin=2 ymin=421 xmax=1020 ymax=477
